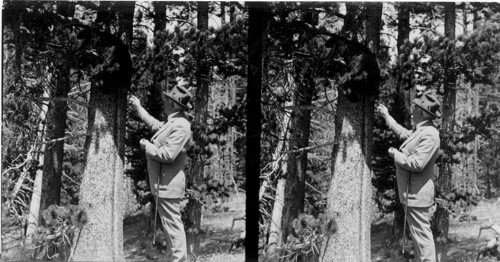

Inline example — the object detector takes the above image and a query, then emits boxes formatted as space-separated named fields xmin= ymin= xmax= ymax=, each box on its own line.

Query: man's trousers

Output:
xmin=157 ymin=198 xmax=188 ymax=262
xmin=407 ymin=206 xmax=436 ymax=262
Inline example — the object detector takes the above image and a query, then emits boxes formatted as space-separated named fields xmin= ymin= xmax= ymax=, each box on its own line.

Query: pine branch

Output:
xmin=282 ymin=141 xmax=336 ymax=154
xmin=36 ymin=97 xmax=90 ymax=108
xmin=37 ymin=132 xmax=91 ymax=145
xmin=282 ymin=105 xmax=335 ymax=114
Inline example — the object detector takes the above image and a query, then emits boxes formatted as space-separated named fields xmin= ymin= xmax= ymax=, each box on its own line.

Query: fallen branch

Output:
xmin=473 ymin=218 xmax=500 ymax=246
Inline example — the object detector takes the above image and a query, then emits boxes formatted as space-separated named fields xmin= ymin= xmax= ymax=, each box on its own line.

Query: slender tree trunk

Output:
xmin=229 ymin=2 xmax=235 ymax=23
xmin=281 ymin=63 xmax=315 ymax=244
xmin=264 ymin=97 xmax=293 ymax=261
xmin=152 ymin=1 xmax=167 ymax=33
xmin=220 ymin=2 xmax=226 ymax=25
xmin=434 ymin=3 xmax=456 ymax=262
xmin=40 ymin=63 xmax=71 ymax=213
xmin=117 ymin=1 xmax=135 ymax=47
xmin=393 ymin=1 xmax=411 ymax=240
xmin=365 ymin=3 xmax=382 ymax=53
xmin=247 ymin=3 xmax=268 ymax=260
xmin=147 ymin=0 xmax=167 ymax=228
xmin=39 ymin=0 xmax=77 ymax=216
xmin=185 ymin=2 xmax=209 ymax=258
xmin=38 ymin=0 xmax=78 ymax=211
xmin=26 ymin=88 xmax=50 ymax=238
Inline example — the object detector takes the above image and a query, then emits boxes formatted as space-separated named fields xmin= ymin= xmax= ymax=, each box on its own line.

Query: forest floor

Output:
xmin=371 ymin=193 xmax=500 ymax=262
xmin=1 ymin=194 xmax=245 ymax=262
xmin=123 ymin=196 xmax=245 ymax=262
xmin=2 ymin=193 xmax=499 ymax=262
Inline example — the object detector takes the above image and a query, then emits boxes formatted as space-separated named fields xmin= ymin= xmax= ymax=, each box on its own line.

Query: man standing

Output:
xmin=129 ymin=85 xmax=192 ymax=262
xmin=377 ymin=93 xmax=441 ymax=262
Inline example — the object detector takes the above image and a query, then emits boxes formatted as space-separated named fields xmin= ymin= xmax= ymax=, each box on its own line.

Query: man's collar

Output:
xmin=415 ymin=120 xmax=434 ymax=130
xmin=167 ymin=111 xmax=186 ymax=121
xmin=168 ymin=112 xmax=180 ymax=119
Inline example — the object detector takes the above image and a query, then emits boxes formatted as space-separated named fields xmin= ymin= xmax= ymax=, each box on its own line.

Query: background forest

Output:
xmin=1 ymin=1 xmax=500 ymax=262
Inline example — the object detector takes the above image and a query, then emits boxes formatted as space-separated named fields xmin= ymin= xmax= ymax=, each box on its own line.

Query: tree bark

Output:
xmin=322 ymin=92 xmax=375 ymax=262
xmin=322 ymin=3 xmax=379 ymax=261
xmin=434 ymin=3 xmax=456 ymax=262
xmin=152 ymin=1 xmax=167 ymax=33
xmin=365 ymin=3 xmax=382 ymax=54
xmin=281 ymin=62 xmax=315 ymax=244
xmin=185 ymin=2 xmax=210 ymax=257
xmin=26 ymin=88 xmax=50 ymax=238
xmin=264 ymin=97 xmax=292 ymax=261
xmin=393 ymin=1 xmax=411 ymax=240
xmin=70 ymin=5 xmax=132 ymax=261
xmin=39 ymin=0 xmax=78 ymax=211
xmin=219 ymin=2 xmax=225 ymax=25
xmin=397 ymin=3 xmax=410 ymax=54
xmin=70 ymin=85 xmax=128 ymax=261
xmin=40 ymin=62 xmax=71 ymax=213
xmin=247 ymin=2 xmax=268 ymax=260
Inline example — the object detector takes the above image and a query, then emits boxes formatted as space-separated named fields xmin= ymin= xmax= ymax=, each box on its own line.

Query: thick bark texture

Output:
xmin=322 ymin=3 xmax=379 ymax=261
xmin=70 ymin=86 xmax=128 ymax=261
xmin=71 ymin=8 xmax=132 ymax=258
xmin=247 ymin=3 xmax=268 ymax=260
xmin=322 ymin=93 xmax=374 ymax=262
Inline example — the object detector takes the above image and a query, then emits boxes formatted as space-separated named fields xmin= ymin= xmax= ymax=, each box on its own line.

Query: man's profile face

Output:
xmin=415 ymin=85 xmax=427 ymax=98
xmin=162 ymin=95 xmax=176 ymax=117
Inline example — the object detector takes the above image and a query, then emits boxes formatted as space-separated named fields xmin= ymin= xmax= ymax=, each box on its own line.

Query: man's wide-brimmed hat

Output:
xmin=412 ymin=93 xmax=441 ymax=118
xmin=163 ymin=85 xmax=193 ymax=110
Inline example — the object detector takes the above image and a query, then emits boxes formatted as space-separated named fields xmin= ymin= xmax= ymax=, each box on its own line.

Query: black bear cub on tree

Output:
xmin=76 ymin=28 xmax=133 ymax=94
xmin=325 ymin=35 xmax=381 ymax=103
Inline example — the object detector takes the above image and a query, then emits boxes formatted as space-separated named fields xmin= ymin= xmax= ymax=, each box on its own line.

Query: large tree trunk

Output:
xmin=247 ymin=2 xmax=268 ymax=260
xmin=322 ymin=3 xmax=379 ymax=261
xmin=434 ymin=3 xmax=456 ymax=262
xmin=70 ymin=4 xmax=133 ymax=260
xmin=70 ymin=85 xmax=128 ymax=261
xmin=281 ymin=63 xmax=315 ymax=244
xmin=393 ymin=1 xmax=411 ymax=240
xmin=322 ymin=93 xmax=375 ymax=262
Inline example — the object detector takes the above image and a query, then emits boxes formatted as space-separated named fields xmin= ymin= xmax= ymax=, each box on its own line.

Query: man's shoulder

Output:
xmin=170 ymin=115 xmax=191 ymax=129
xmin=420 ymin=124 xmax=439 ymax=139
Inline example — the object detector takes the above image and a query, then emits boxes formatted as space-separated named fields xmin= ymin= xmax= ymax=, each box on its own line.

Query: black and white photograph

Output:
xmin=1 ymin=1 xmax=499 ymax=262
